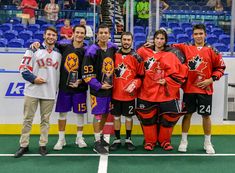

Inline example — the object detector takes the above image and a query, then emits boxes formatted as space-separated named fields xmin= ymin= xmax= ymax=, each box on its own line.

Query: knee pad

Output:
xmin=59 ymin=112 xmax=67 ymax=120
xmin=76 ymin=113 xmax=84 ymax=127
xmin=135 ymin=105 xmax=158 ymax=125
xmin=125 ymin=116 xmax=132 ymax=122
xmin=135 ymin=105 xmax=158 ymax=144
xmin=160 ymin=113 xmax=182 ymax=127
xmin=114 ymin=116 xmax=121 ymax=120
xmin=93 ymin=114 xmax=101 ymax=123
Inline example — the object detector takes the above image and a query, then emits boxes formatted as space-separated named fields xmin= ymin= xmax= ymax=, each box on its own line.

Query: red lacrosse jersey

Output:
xmin=112 ymin=49 xmax=143 ymax=101
xmin=137 ymin=47 xmax=188 ymax=102
xmin=173 ymin=43 xmax=226 ymax=95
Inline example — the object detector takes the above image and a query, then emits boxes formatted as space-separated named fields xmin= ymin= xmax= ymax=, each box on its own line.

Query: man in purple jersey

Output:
xmin=82 ymin=23 xmax=118 ymax=154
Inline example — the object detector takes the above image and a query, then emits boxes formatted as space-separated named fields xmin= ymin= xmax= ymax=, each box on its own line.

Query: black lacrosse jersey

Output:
xmin=58 ymin=43 xmax=88 ymax=93
xmin=82 ymin=42 xmax=118 ymax=97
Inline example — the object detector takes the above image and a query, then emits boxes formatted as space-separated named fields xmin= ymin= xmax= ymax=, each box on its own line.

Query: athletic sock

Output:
xmin=181 ymin=132 xmax=188 ymax=142
xmin=126 ymin=130 xmax=131 ymax=139
xmin=204 ymin=135 xmax=211 ymax=144
xmin=59 ymin=131 xmax=65 ymax=141
xmin=114 ymin=130 xmax=121 ymax=140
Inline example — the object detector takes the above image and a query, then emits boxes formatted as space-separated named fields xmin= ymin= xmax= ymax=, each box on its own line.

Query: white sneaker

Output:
xmin=204 ymin=142 xmax=215 ymax=154
xmin=75 ymin=137 xmax=87 ymax=148
xmin=178 ymin=140 xmax=188 ymax=152
xmin=53 ymin=139 xmax=66 ymax=150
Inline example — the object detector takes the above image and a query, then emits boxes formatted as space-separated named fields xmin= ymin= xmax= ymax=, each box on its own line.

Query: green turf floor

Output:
xmin=1 ymin=135 xmax=235 ymax=173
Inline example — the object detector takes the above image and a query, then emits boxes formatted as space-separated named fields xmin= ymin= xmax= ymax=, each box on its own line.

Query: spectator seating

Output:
xmin=36 ymin=19 xmax=47 ymax=26
xmin=0 ymin=30 xmax=2 ymax=37
xmin=12 ymin=24 xmax=25 ymax=33
xmin=180 ymin=22 xmax=192 ymax=29
xmin=219 ymin=34 xmax=230 ymax=45
xmin=134 ymin=41 xmax=145 ymax=49
xmin=8 ymin=38 xmax=24 ymax=48
xmin=212 ymin=28 xmax=224 ymax=37
xmin=206 ymin=34 xmax=218 ymax=45
xmin=213 ymin=43 xmax=228 ymax=52
xmin=33 ymin=31 xmax=44 ymax=42
xmin=24 ymin=39 xmax=41 ymax=48
xmin=172 ymin=27 xmax=184 ymax=37
xmin=4 ymin=30 xmax=18 ymax=41
xmin=18 ymin=30 xmax=33 ymax=42
xmin=134 ymin=26 xmax=145 ymax=33
xmin=185 ymin=27 xmax=193 ymax=36
xmin=134 ymin=33 xmax=146 ymax=42
xmin=41 ymin=24 xmax=54 ymax=31
xmin=176 ymin=34 xmax=189 ymax=43
xmin=0 ymin=23 xmax=12 ymax=32
xmin=168 ymin=22 xmax=180 ymax=28
xmin=27 ymin=24 xmax=40 ymax=33
xmin=0 ymin=38 xmax=8 ymax=47
xmin=168 ymin=34 xmax=176 ymax=42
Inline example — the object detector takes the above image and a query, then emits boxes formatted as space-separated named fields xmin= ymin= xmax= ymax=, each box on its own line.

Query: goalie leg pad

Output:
xmin=135 ymin=105 xmax=158 ymax=145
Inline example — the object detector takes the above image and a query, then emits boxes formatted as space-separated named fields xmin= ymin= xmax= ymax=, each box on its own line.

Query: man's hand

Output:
xmin=101 ymin=82 xmax=112 ymax=90
xmin=69 ymin=79 xmax=82 ymax=88
xmin=157 ymin=79 xmax=166 ymax=85
xmin=144 ymin=41 xmax=153 ymax=48
xmin=30 ymin=42 xmax=40 ymax=50
xmin=197 ymin=78 xmax=213 ymax=89
xmin=34 ymin=77 xmax=46 ymax=84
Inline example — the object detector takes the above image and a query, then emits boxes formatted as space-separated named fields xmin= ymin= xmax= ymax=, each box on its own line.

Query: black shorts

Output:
xmin=137 ymin=98 xmax=181 ymax=114
xmin=183 ymin=93 xmax=212 ymax=116
xmin=111 ymin=99 xmax=135 ymax=117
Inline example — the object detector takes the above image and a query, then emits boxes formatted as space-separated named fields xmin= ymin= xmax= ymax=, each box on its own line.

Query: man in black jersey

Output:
xmin=82 ymin=24 xmax=118 ymax=154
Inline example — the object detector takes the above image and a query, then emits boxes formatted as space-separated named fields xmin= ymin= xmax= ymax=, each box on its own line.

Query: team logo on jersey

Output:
xmin=64 ymin=53 xmax=79 ymax=72
xmin=114 ymin=63 xmax=131 ymax=79
xmin=188 ymin=55 xmax=207 ymax=72
xmin=144 ymin=57 xmax=156 ymax=70
xmin=102 ymin=57 xmax=114 ymax=75
xmin=5 ymin=82 xmax=25 ymax=96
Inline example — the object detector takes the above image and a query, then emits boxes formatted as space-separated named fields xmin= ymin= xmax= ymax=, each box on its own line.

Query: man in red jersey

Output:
xmin=109 ymin=32 xmax=142 ymax=151
xmin=136 ymin=29 xmax=188 ymax=151
xmin=19 ymin=0 xmax=38 ymax=25
xmin=174 ymin=24 xmax=226 ymax=154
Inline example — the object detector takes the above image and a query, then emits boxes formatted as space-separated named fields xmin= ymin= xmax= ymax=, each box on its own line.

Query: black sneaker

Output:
xmin=14 ymin=147 xmax=29 ymax=158
xmin=101 ymin=135 xmax=109 ymax=147
xmin=109 ymin=139 xmax=121 ymax=151
xmin=39 ymin=146 xmax=48 ymax=156
xmin=93 ymin=141 xmax=108 ymax=154
xmin=125 ymin=139 xmax=136 ymax=151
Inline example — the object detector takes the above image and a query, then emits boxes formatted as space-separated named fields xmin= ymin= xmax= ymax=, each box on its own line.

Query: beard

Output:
xmin=122 ymin=44 xmax=131 ymax=50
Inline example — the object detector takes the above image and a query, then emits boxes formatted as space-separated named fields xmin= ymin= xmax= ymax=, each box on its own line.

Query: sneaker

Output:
xmin=144 ymin=143 xmax=154 ymax=151
xmin=93 ymin=141 xmax=109 ymax=154
xmin=101 ymin=135 xmax=109 ymax=147
xmin=162 ymin=142 xmax=173 ymax=151
xmin=53 ymin=139 xmax=66 ymax=150
xmin=14 ymin=147 xmax=29 ymax=158
xmin=39 ymin=146 xmax=48 ymax=156
xmin=204 ymin=142 xmax=215 ymax=154
xmin=178 ymin=140 xmax=188 ymax=152
xmin=75 ymin=137 xmax=87 ymax=148
xmin=125 ymin=139 xmax=136 ymax=151
xmin=109 ymin=139 xmax=121 ymax=151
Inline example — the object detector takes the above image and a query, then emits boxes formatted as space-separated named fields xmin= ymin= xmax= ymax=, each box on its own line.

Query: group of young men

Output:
xmin=14 ymin=22 xmax=226 ymax=158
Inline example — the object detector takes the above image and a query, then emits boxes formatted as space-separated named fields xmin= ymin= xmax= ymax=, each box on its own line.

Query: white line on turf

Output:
xmin=97 ymin=134 xmax=110 ymax=173
xmin=2 ymin=154 xmax=235 ymax=157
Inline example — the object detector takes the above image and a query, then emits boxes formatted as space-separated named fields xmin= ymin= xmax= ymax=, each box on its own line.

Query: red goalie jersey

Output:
xmin=137 ymin=47 xmax=188 ymax=102
xmin=112 ymin=49 xmax=143 ymax=101
xmin=173 ymin=43 xmax=226 ymax=95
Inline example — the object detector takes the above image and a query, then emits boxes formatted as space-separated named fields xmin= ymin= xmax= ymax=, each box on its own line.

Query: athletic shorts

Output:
xmin=55 ymin=90 xmax=87 ymax=113
xmin=137 ymin=98 xmax=181 ymax=114
xmin=90 ymin=95 xmax=111 ymax=115
xmin=182 ymin=93 xmax=212 ymax=116
xmin=110 ymin=99 xmax=135 ymax=117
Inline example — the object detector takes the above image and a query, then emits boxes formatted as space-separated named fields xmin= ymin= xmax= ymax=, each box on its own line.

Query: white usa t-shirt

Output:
xmin=19 ymin=46 xmax=61 ymax=99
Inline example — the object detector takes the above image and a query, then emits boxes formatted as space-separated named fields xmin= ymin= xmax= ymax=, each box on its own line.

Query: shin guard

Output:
xmin=135 ymin=106 xmax=158 ymax=147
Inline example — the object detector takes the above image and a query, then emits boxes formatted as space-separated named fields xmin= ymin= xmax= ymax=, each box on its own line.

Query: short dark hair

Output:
xmin=73 ymin=24 xmax=86 ymax=35
xmin=193 ymin=24 xmax=206 ymax=33
xmin=153 ymin=29 xmax=168 ymax=44
xmin=97 ymin=23 xmax=110 ymax=33
xmin=44 ymin=27 xmax=57 ymax=35
xmin=121 ymin=32 xmax=133 ymax=40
